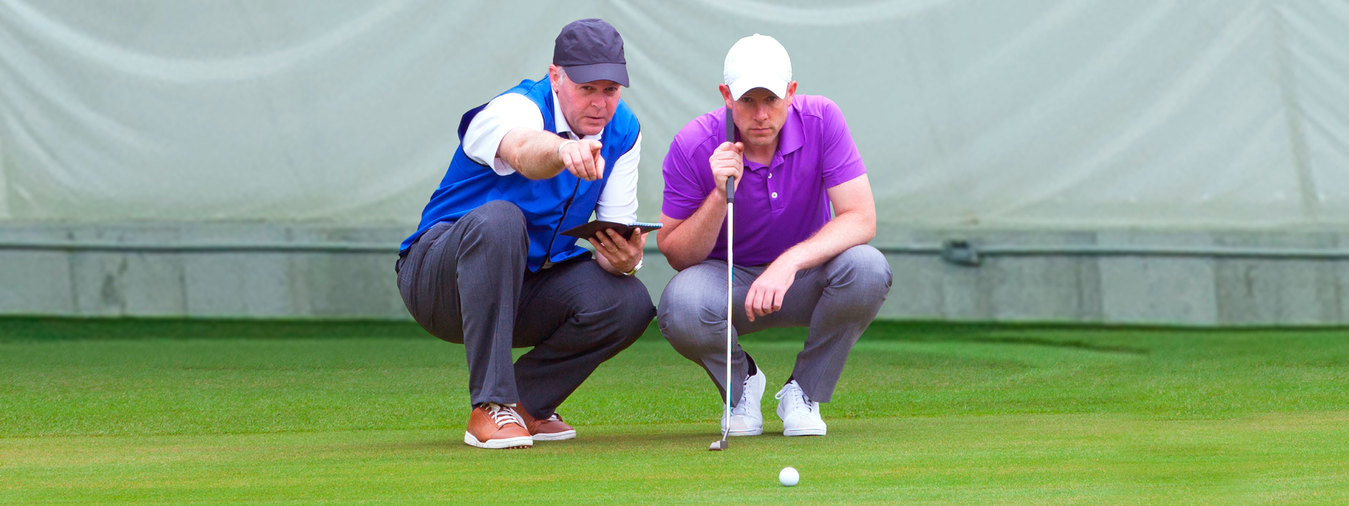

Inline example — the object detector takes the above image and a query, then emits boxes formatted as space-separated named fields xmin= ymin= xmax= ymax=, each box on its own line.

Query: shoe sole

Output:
xmin=782 ymin=427 xmax=826 ymax=437
xmin=725 ymin=411 xmax=764 ymax=437
xmin=464 ymin=432 xmax=533 ymax=449
xmin=530 ymin=430 xmax=576 ymax=441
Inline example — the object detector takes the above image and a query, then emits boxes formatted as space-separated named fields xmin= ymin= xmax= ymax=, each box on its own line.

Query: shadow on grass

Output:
xmin=942 ymin=335 xmax=1149 ymax=355
xmin=329 ymin=424 xmax=724 ymax=455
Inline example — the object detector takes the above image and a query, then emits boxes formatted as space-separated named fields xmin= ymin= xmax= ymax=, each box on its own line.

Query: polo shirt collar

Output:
xmin=748 ymin=103 xmax=802 ymax=170
xmin=777 ymin=103 xmax=804 ymax=158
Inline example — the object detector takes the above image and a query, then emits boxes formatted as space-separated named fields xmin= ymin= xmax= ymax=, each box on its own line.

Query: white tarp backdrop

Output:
xmin=2 ymin=0 xmax=1348 ymax=231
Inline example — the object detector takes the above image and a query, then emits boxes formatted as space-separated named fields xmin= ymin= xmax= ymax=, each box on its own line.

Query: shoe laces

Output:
xmin=486 ymin=403 xmax=524 ymax=428
xmin=775 ymin=381 xmax=814 ymax=413
xmin=731 ymin=373 xmax=757 ymax=416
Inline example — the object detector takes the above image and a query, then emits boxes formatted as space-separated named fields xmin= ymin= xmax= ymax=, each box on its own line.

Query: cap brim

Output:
xmin=727 ymin=77 xmax=788 ymax=100
xmin=563 ymin=63 xmax=629 ymax=87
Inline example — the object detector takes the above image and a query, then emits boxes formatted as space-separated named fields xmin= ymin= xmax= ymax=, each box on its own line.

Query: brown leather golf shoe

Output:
xmin=463 ymin=403 xmax=533 ymax=449
xmin=517 ymin=404 xmax=577 ymax=441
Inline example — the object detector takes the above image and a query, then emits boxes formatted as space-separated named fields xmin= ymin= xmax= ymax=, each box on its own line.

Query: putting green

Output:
xmin=2 ymin=318 xmax=1347 ymax=502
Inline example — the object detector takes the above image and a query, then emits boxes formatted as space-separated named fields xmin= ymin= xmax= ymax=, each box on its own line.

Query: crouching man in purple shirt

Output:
xmin=656 ymin=34 xmax=892 ymax=437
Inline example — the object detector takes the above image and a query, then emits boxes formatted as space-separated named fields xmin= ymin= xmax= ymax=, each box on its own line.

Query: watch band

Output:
xmin=624 ymin=258 xmax=643 ymax=276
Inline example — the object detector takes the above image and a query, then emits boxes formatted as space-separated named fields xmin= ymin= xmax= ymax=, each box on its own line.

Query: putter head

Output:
xmin=708 ymin=439 xmax=728 ymax=451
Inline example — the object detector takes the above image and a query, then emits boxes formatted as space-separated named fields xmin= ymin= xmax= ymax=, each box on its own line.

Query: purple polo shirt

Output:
xmin=661 ymin=95 xmax=866 ymax=266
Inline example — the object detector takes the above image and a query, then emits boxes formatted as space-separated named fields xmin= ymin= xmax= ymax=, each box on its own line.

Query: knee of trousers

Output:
xmin=609 ymin=278 xmax=657 ymax=344
xmin=657 ymin=268 xmax=732 ymax=357
xmin=459 ymin=201 xmax=528 ymax=252
xmin=827 ymin=245 xmax=894 ymax=297
xmin=564 ymin=276 xmax=654 ymax=351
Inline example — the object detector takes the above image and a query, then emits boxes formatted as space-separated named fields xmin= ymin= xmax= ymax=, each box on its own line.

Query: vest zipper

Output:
xmin=542 ymin=177 xmax=584 ymax=268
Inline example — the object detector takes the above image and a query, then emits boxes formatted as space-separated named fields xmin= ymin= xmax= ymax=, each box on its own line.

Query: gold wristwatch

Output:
xmin=624 ymin=258 xmax=643 ymax=276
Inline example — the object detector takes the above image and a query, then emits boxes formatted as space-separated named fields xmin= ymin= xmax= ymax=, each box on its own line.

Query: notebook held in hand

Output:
xmin=561 ymin=220 xmax=662 ymax=239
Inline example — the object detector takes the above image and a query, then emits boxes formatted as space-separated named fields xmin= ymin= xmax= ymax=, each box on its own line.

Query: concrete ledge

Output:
xmin=871 ymin=227 xmax=1349 ymax=325
xmin=0 ymin=223 xmax=407 ymax=319
xmin=2 ymin=223 xmax=1347 ymax=325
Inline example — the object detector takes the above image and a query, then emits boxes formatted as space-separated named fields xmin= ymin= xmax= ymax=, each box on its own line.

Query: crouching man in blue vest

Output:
xmin=396 ymin=19 xmax=654 ymax=450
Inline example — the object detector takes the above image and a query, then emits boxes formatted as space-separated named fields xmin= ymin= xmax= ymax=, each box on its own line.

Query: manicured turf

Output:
xmin=2 ymin=318 xmax=1347 ymax=503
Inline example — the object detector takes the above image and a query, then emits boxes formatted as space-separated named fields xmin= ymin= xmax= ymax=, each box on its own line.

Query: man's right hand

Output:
xmin=558 ymin=139 xmax=606 ymax=181
xmin=709 ymin=141 xmax=743 ymax=195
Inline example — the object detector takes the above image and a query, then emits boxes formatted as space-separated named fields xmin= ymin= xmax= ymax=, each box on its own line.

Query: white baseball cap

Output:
xmin=723 ymin=34 xmax=792 ymax=100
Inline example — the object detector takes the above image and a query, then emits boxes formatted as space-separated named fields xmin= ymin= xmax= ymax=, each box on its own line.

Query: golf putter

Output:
xmin=710 ymin=107 xmax=736 ymax=452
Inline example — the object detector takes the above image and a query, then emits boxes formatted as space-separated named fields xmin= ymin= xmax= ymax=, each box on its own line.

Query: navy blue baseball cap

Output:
xmin=553 ymin=18 xmax=629 ymax=87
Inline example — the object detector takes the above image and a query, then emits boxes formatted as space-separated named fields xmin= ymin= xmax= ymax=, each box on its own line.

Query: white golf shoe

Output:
xmin=721 ymin=367 xmax=766 ymax=436
xmin=775 ymin=380 xmax=826 ymax=436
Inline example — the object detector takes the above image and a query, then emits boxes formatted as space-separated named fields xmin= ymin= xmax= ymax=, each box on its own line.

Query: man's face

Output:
xmin=723 ymin=82 xmax=796 ymax=150
xmin=549 ymin=65 xmax=622 ymax=137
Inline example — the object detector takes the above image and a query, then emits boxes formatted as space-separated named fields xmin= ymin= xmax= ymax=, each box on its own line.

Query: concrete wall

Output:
xmin=874 ymin=228 xmax=1349 ymax=325
xmin=3 ymin=223 xmax=1348 ymax=326
xmin=0 ymin=224 xmax=406 ymax=319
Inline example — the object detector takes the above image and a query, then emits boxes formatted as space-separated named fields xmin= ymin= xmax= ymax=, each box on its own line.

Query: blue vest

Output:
xmin=400 ymin=77 xmax=640 ymax=271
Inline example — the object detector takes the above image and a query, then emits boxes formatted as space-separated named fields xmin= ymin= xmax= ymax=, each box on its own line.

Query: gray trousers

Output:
xmin=397 ymin=201 xmax=656 ymax=419
xmin=657 ymin=245 xmax=891 ymax=405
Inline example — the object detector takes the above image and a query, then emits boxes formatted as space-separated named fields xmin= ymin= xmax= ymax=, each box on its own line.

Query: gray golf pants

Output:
xmin=396 ymin=201 xmax=656 ymax=419
xmin=657 ymin=245 xmax=891 ymax=405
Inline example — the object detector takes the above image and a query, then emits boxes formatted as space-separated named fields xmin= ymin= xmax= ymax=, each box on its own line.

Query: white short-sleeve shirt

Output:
xmin=461 ymin=92 xmax=641 ymax=223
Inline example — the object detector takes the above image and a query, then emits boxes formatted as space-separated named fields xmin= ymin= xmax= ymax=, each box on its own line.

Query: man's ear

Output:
xmin=720 ymin=83 xmax=734 ymax=109
xmin=548 ymin=65 xmax=563 ymax=87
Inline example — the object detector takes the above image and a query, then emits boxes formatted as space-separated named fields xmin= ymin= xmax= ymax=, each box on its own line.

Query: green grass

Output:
xmin=2 ymin=318 xmax=1348 ymax=503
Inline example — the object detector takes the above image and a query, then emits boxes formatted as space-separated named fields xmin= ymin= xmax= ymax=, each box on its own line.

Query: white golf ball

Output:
xmin=779 ymin=466 xmax=799 ymax=487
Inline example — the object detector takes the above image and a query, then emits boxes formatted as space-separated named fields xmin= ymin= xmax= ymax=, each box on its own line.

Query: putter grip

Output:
xmin=725 ymin=107 xmax=736 ymax=203
xmin=725 ymin=107 xmax=734 ymax=144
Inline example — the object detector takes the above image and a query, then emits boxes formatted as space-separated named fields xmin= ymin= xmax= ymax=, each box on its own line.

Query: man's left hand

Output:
xmin=588 ymin=227 xmax=646 ymax=274
xmin=745 ymin=263 xmax=796 ymax=321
